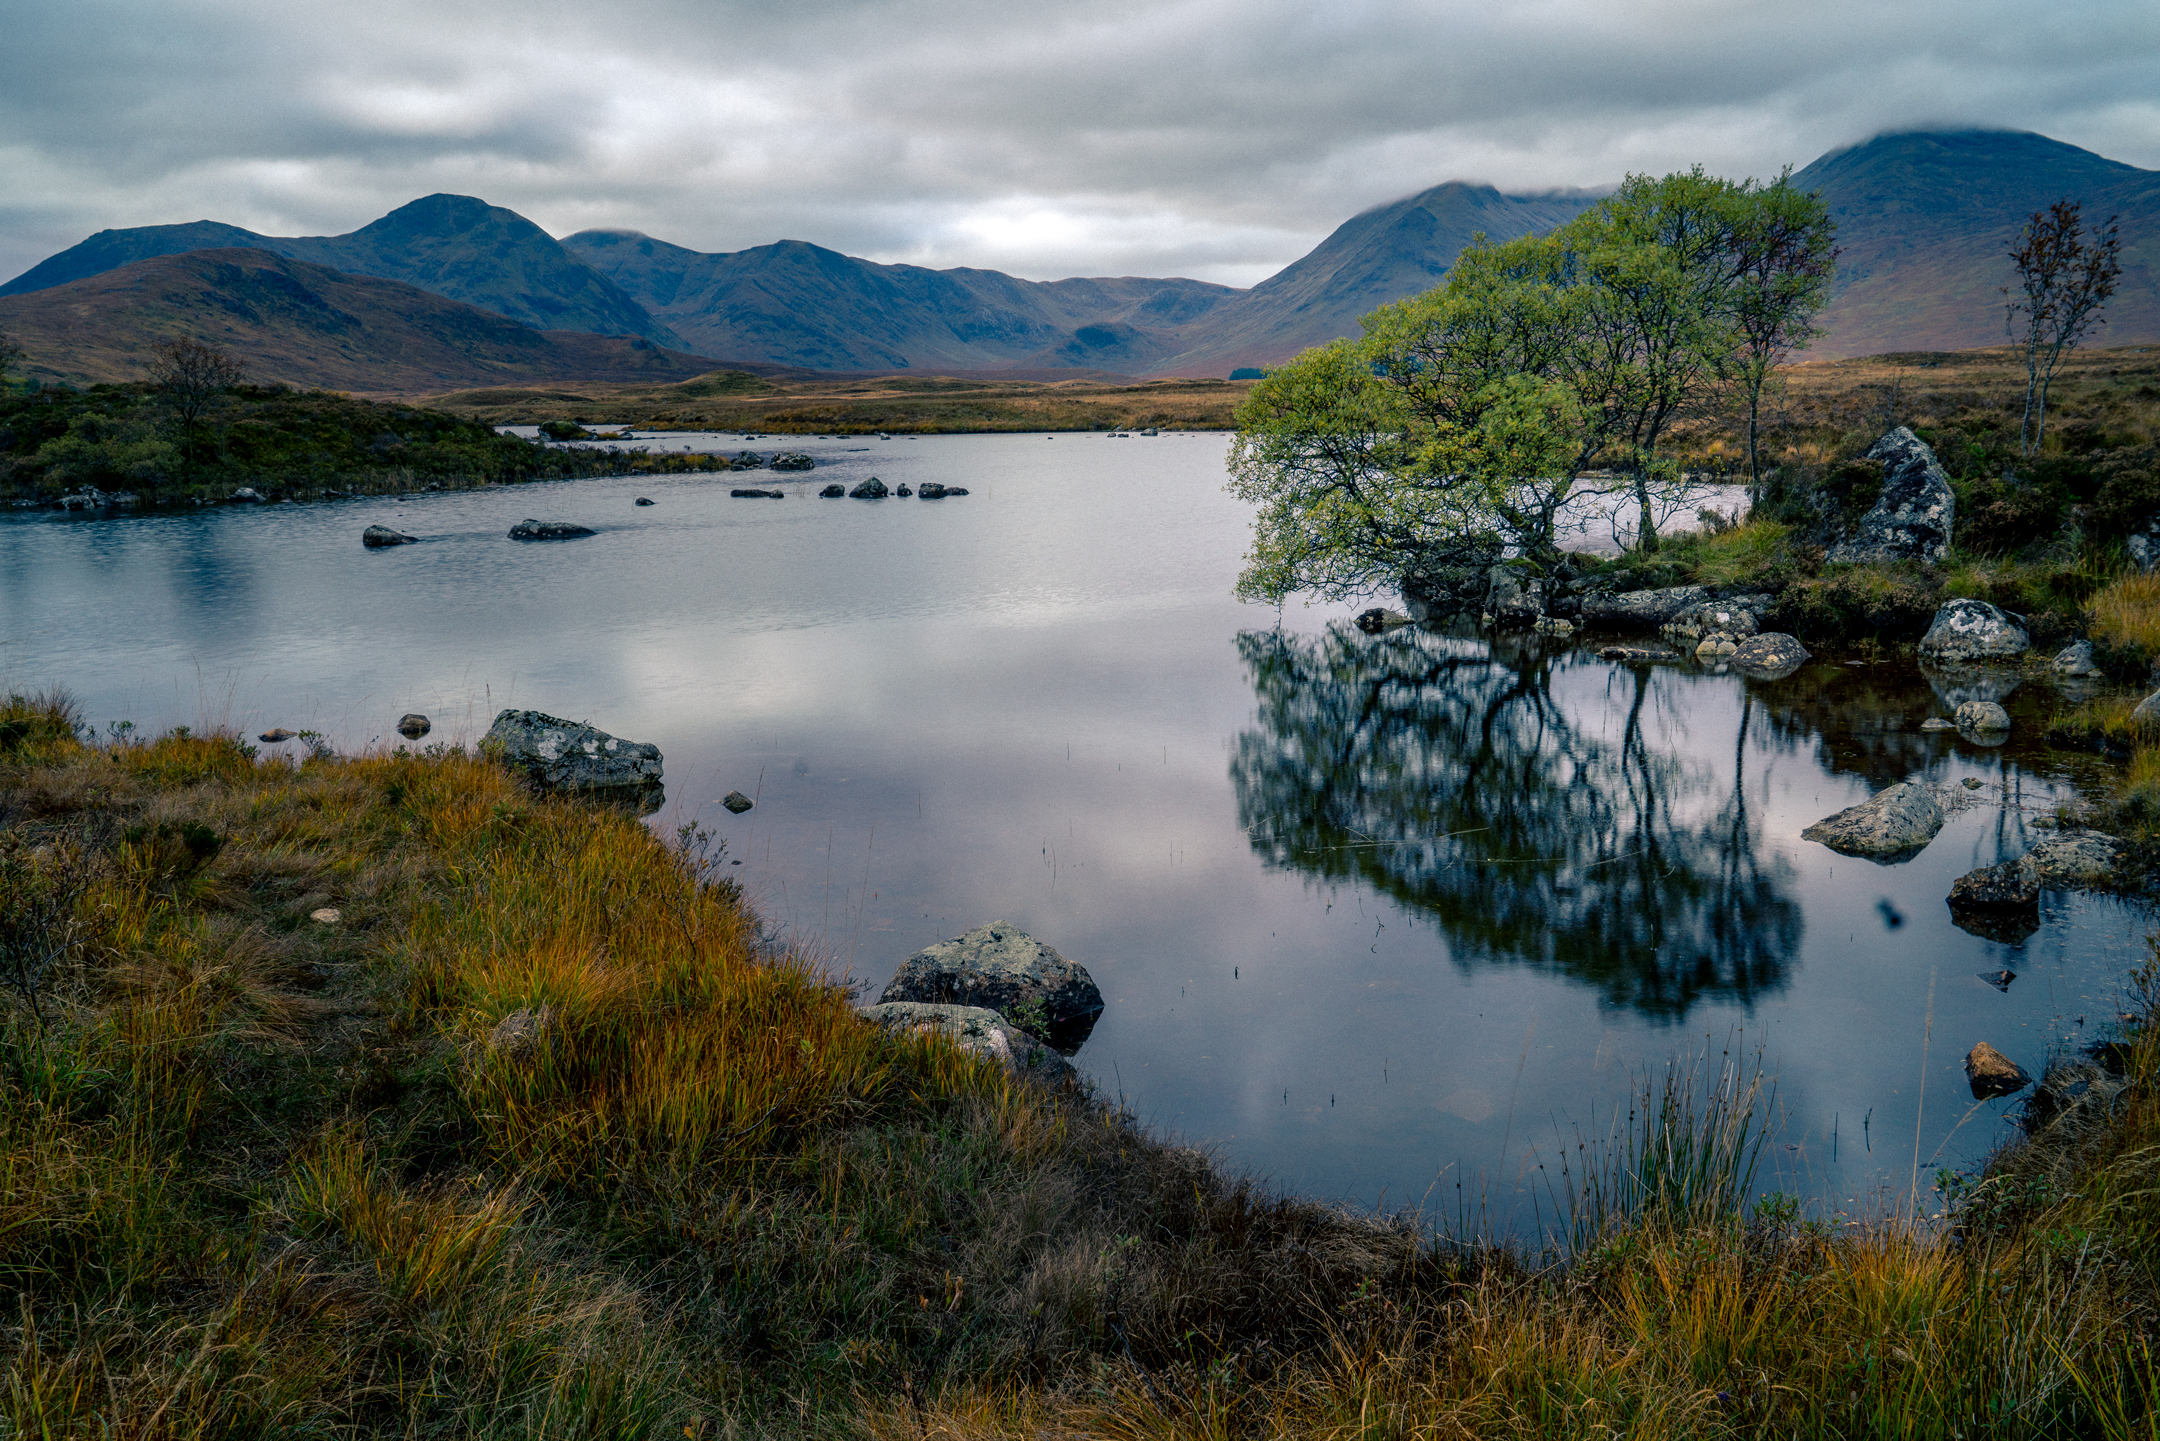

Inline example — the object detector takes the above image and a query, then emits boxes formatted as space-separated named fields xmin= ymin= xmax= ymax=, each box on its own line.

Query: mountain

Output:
xmin=0 ymin=248 xmax=724 ymax=394
xmin=1794 ymin=130 xmax=2160 ymax=358
xmin=0 ymin=196 xmax=683 ymax=347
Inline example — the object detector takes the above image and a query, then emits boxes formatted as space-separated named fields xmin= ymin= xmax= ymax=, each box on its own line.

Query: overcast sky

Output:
xmin=3 ymin=0 xmax=2157 ymax=289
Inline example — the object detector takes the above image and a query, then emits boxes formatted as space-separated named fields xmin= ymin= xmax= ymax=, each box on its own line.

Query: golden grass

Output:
xmin=2093 ymin=572 xmax=2160 ymax=655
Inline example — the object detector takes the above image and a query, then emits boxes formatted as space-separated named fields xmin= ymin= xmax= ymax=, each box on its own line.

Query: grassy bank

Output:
xmin=0 ymin=382 xmax=728 ymax=506
xmin=5 ymin=689 xmax=2160 ymax=1437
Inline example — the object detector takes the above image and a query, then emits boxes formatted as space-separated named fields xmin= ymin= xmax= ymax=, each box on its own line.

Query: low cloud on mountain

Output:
xmin=4 ymin=0 xmax=2157 ymax=287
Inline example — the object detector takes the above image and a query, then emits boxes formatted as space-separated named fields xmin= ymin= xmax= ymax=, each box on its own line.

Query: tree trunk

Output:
xmin=1635 ymin=470 xmax=1658 ymax=554
xmin=1745 ymin=389 xmax=1762 ymax=509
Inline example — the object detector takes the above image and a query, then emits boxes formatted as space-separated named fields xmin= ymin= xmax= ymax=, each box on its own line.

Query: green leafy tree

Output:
xmin=1720 ymin=174 xmax=1837 ymax=498
xmin=2004 ymin=198 xmax=2122 ymax=457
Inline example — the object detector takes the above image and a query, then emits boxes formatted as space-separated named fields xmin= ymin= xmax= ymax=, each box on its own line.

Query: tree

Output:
xmin=147 ymin=337 xmax=246 ymax=461
xmin=1719 ymin=174 xmax=1837 ymax=499
xmin=2004 ymin=199 xmax=2121 ymax=457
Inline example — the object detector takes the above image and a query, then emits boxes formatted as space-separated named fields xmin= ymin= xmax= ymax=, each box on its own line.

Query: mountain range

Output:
xmin=3 ymin=129 xmax=2155 ymax=392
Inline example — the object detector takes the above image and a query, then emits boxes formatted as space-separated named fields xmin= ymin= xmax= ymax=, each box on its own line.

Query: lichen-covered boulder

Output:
xmin=1827 ymin=427 xmax=1955 ymax=564
xmin=1802 ymin=780 xmax=1944 ymax=860
xmin=1955 ymin=700 xmax=2011 ymax=737
xmin=878 ymin=921 xmax=1103 ymax=1052
xmin=483 ymin=709 xmax=663 ymax=800
xmin=2022 ymin=829 xmax=2121 ymax=888
xmin=1730 ymin=633 xmax=1809 ymax=679
xmin=857 ymin=1002 xmax=1074 ymax=1084
xmin=2053 ymin=640 xmax=2103 ymax=678
xmin=1919 ymin=599 xmax=2029 ymax=662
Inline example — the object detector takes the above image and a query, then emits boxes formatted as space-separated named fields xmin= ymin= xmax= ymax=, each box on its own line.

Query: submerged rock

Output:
xmin=878 ymin=921 xmax=1104 ymax=1053
xmin=1598 ymin=645 xmax=1680 ymax=663
xmin=1827 ymin=427 xmax=1955 ymax=565
xmin=1919 ymin=599 xmax=2029 ymax=662
xmin=483 ymin=709 xmax=664 ymax=801
xmin=1965 ymin=1042 xmax=2031 ymax=1098
xmin=1729 ymin=633 xmax=1809 ymax=679
xmin=508 ymin=518 xmax=596 ymax=540
xmin=1920 ymin=717 xmax=1957 ymax=731
xmin=362 ymin=524 xmax=417 ymax=547
xmin=1801 ymin=780 xmax=1944 ymax=860
xmin=857 ymin=1002 xmax=1074 ymax=1084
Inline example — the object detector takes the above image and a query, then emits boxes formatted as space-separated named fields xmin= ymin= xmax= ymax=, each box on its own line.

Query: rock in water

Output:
xmin=2053 ymin=640 xmax=2101 ymax=677
xmin=362 ymin=525 xmax=417 ymax=547
xmin=819 ymin=483 xmax=846 ymax=498
xmin=1827 ymin=427 xmax=1956 ymax=564
xmin=857 ymin=1002 xmax=1074 ymax=1084
xmin=483 ymin=709 xmax=664 ymax=802
xmin=878 ymin=921 xmax=1104 ymax=1052
xmin=1729 ymin=633 xmax=1809 ymax=679
xmin=721 ymin=791 xmax=754 ymax=814
xmin=729 ymin=488 xmax=784 ymax=498
xmin=1577 ymin=584 xmax=1712 ymax=630
xmin=849 ymin=477 xmax=889 ymax=499
xmin=1965 ymin=1042 xmax=2031 ymax=1098
xmin=1948 ymin=859 xmax=2040 ymax=911
xmin=770 ymin=452 xmax=816 ymax=471
xmin=1920 ymin=717 xmax=1956 ymax=731
xmin=917 ymin=482 xmax=948 ymax=498
xmin=2023 ymin=830 xmax=2122 ymax=888
xmin=896 ymin=484 xmax=914 ymax=497
xmin=1802 ymin=780 xmax=1944 ymax=860
xmin=508 ymin=518 xmax=596 ymax=540
xmin=259 ymin=727 xmax=295 ymax=743
xmin=635 ymin=497 xmax=654 ymax=506
xmin=229 ymin=487 xmax=265 ymax=503
xmin=1355 ymin=608 xmax=1414 ymax=634
xmin=1919 ymin=599 xmax=2029 ymax=662
xmin=396 ymin=713 xmax=431 ymax=739
xmin=1955 ymin=700 xmax=2012 ymax=737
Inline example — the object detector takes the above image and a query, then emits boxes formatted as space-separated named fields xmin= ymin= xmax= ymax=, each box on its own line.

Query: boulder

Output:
xmin=731 ymin=451 xmax=766 ymax=469
xmin=1355 ymin=609 xmax=1414 ymax=634
xmin=878 ymin=921 xmax=1103 ymax=1052
xmin=729 ymin=488 xmax=784 ymax=498
xmin=1827 ymin=427 xmax=1956 ymax=564
xmin=2052 ymin=640 xmax=2102 ymax=678
xmin=1661 ymin=600 xmax=1761 ymax=644
xmin=1577 ymin=585 xmax=1712 ymax=631
xmin=918 ymin=482 xmax=948 ymax=498
xmin=1965 ymin=1042 xmax=2031 ymax=1098
xmin=1954 ymin=700 xmax=2011 ymax=737
xmin=896 ymin=484 xmax=914 ymax=497
xmin=483 ymin=709 xmax=664 ymax=800
xmin=508 ymin=518 xmax=596 ymax=540
xmin=770 ymin=452 xmax=816 ymax=471
xmin=819 ymin=483 xmax=846 ymax=498
xmin=1695 ymin=636 xmax=1738 ymax=660
xmin=259 ymin=728 xmax=295 ymax=742
xmin=2023 ymin=829 xmax=2121 ymax=888
xmin=1948 ymin=859 xmax=2040 ymax=911
xmin=635 ymin=497 xmax=655 ymax=506
xmin=1921 ymin=717 xmax=1957 ymax=731
xmin=229 ymin=487 xmax=265 ymax=503
xmin=1919 ymin=599 xmax=2029 ymax=662
xmin=2131 ymin=527 xmax=2160 ymax=573
xmin=362 ymin=525 xmax=417 ymax=547
xmin=1533 ymin=616 xmax=1575 ymax=637
xmin=942 ymin=487 xmax=969 ymax=496
xmin=396 ymin=713 xmax=431 ymax=739
xmin=309 ymin=907 xmax=341 ymax=925
xmin=1801 ymin=780 xmax=1944 ymax=860
xmin=849 ymin=477 xmax=889 ymax=499
xmin=721 ymin=791 xmax=754 ymax=814
xmin=1730 ymin=633 xmax=1810 ymax=679
xmin=857 ymin=1002 xmax=1074 ymax=1084
xmin=2133 ymin=690 xmax=2160 ymax=734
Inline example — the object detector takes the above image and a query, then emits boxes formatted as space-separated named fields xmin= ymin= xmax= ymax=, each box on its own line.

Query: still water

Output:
xmin=2 ymin=430 xmax=2149 ymax=1227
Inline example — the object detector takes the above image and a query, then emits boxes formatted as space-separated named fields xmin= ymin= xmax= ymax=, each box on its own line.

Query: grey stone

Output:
xmin=941 ymin=487 xmax=968 ymax=496
xmin=819 ymin=483 xmax=846 ymax=497
xmin=849 ymin=477 xmax=889 ymax=499
xmin=1578 ymin=585 xmax=1711 ymax=631
xmin=1920 ymin=717 xmax=1957 ymax=731
xmin=2053 ymin=640 xmax=2102 ymax=677
xmin=1955 ymin=700 xmax=2012 ymax=736
xmin=2130 ymin=524 xmax=2160 ymax=573
xmin=917 ymin=482 xmax=948 ymax=498
xmin=2023 ymin=829 xmax=2121 ymax=888
xmin=770 ymin=452 xmax=816 ymax=471
xmin=1801 ymin=780 xmax=1944 ymax=860
xmin=483 ymin=709 xmax=664 ymax=798
xmin=1948 ymin=859 xmax=2040 ymax=911
xmin=2133 ymin=690 xmax=2160 ymax=734
xmin=1827 ymin=427 xmax=1956 ymax=564
xmin=896 ymin=484 xmax=914 ymax=497
xmin=857 ymin=1002 xmax=1074 ymax=1084
xmin=1730 ymin=633 xmax=1810 ymax=679
xmin=729 ymin=488 xmax=784 ymax=498
xmin=1965 ymin=1042 xmax=2030 ymax=1098
xmin=1484 ymin=566 xmax=1545 ymax=625
xmin=1355 ymin=608 xmax=1414 ymax=634
xmin=635 ymin=497 xmax=654 ymax=506
xmin=1533 ymin=616 xmax=1576 ymax=636
xmin=731 ymin=451 xmax=765 ymax=469
xmin=396 ymin=713 xmax=431 ymax=739
xmin=878 ymin=921 xmax=1104 ymax=1052
xmin=1919 ymin=599 xmax=2029 ymax=662
xmin=229 ymin=487 xmax=265 ymax=503
xmin=508 ymin=518 xmax=596 ymax=540
xmin=1661 ymin=600 xmax=1760 ymax=645
xmin=721 ymin=791 xmax=754 ymax=814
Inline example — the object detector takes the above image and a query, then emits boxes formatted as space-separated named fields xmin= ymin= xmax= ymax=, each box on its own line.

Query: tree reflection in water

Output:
xmin=1230 ymin=626 xmax=1802 ymax=1020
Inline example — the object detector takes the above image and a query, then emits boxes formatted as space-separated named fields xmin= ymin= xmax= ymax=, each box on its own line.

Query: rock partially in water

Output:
xmin=1730 ymin=632 xmax=1809 ymax=679
xmin=730 ymin=488 xmax=784 ymax=498
xmin=896 ymin=484 xmax=914 ymax=497
xmin=850 ymin=477 xmax=890 ymax=499
xmin=918 ymin=482 xmax=948 ymax=498
xmin=1920 ymin=717 xmax=1956 ymax=731
xmin=878 ymin=921 xmax=1103 ymax=1053
xmin=508 ymin=518 xmax=596 ymax=540
xmin=1919 ymin=599 xmax=2029 ymax=662
xmin=1598 ymin=644 xmax=1680 ymax=663
xmin=635 ymin=497 xmax=655 ymax=506
xmin=1801 ymin=780 xmax=1944 ymax=860
xmin=1955 ymin=700 xmax=2011 ymax=738
xmin=770 ymin=451 xmax=816 ymax=471
xmin=2053 ymin=640 xmax=2102 ymax=677
xmin=396 ymin=713 xmax=431 ymax=739
xmin=819 ymin=483 xmax=846 ymax=498
xmin=2024 ymin=829 xmax=2122 ymax=888
xmin=1662 ymin=599 xmax=1760 ymax=646
xmin=1533 ymin=616 xmax=1575 ymax=637
xmin=1827 ymin=427 xmax=1956 ymax=565
xmin=857 ymin=1002 xmax=1074 ymax=1084
xmin=1483 ymin=566 xmax=1544 ymax=625
xmin=230 ymin=487 xmax=265 ymax=503
xmin=1578 ymin=584 xmax=1711 ymax=631
xmin=1965 ymin=1041 xmax=2031 ymax=1098
xmin=259 ymin=728 xmax=295 ymax=742
xmin=731 ymin=451 xmax=766 ymax=470
xmin=362 ymin=525 xmax=417 ymax=547
xmin=1356 ymin=608 xmax=1414 ymax=634
xmin=483 ymin=709 xmax=664 ymax=802
xmin=1948 ymin=859 xmax=2040 ymax=911
xmin=721 ymin=790 xmax=754 ymax=814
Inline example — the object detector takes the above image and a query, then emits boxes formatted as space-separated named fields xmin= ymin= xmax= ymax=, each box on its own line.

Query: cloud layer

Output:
xmin=4 ymin=0 xmax=2157 ymax=288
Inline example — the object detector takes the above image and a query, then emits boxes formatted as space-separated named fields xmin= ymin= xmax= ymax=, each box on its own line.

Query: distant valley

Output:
xmin=3 ymin=129 xmax=2155 ymax=394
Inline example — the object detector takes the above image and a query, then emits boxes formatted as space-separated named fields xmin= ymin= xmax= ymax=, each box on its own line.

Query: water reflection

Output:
xmin=1230 ymin=625 xmax=1802 ymax=1019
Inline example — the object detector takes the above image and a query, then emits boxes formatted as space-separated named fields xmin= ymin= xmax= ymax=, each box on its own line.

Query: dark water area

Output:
xmin=2 ymin=430 xmax=2150 ymax=1230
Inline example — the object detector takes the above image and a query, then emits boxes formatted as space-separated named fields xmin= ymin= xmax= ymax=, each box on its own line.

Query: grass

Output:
xmin=2094 ymin=573 xmax=2160 ymax=656
xmin=7 ymin=681 xmax=2160 ymax=1436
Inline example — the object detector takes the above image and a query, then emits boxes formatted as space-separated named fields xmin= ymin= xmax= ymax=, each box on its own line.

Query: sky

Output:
xmin=3 ymin=0 xmax=2158 ymax=290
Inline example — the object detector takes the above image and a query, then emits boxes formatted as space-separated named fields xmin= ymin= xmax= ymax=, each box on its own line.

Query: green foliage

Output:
xmin=1766 ymin=562 xmax=1944 ymax=644
xmin=31 ymin=407 xmax=179 ymax=489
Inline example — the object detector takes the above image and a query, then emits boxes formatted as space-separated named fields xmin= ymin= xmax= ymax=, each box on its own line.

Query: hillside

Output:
xmin=0 ymin=195 xmax=682 ymax=347
xmin=0 ymin=249 xmax=724 ymax=394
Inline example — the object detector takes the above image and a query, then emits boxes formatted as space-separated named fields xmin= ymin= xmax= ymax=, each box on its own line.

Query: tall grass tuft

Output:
xmin=2092 ymin=571 xmax=2160 ymax=654
xmin=1567 ymin=1055 xmax=1768 ymax=1249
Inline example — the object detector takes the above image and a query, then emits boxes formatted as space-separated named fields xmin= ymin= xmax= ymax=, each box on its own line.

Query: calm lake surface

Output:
xmin=3 ymin=430 xmax=2150 ymax=1228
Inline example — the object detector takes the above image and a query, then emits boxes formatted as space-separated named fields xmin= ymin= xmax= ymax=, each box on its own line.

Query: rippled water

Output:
xmin=2 ymin=429 xmax=2150 ymax=1227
